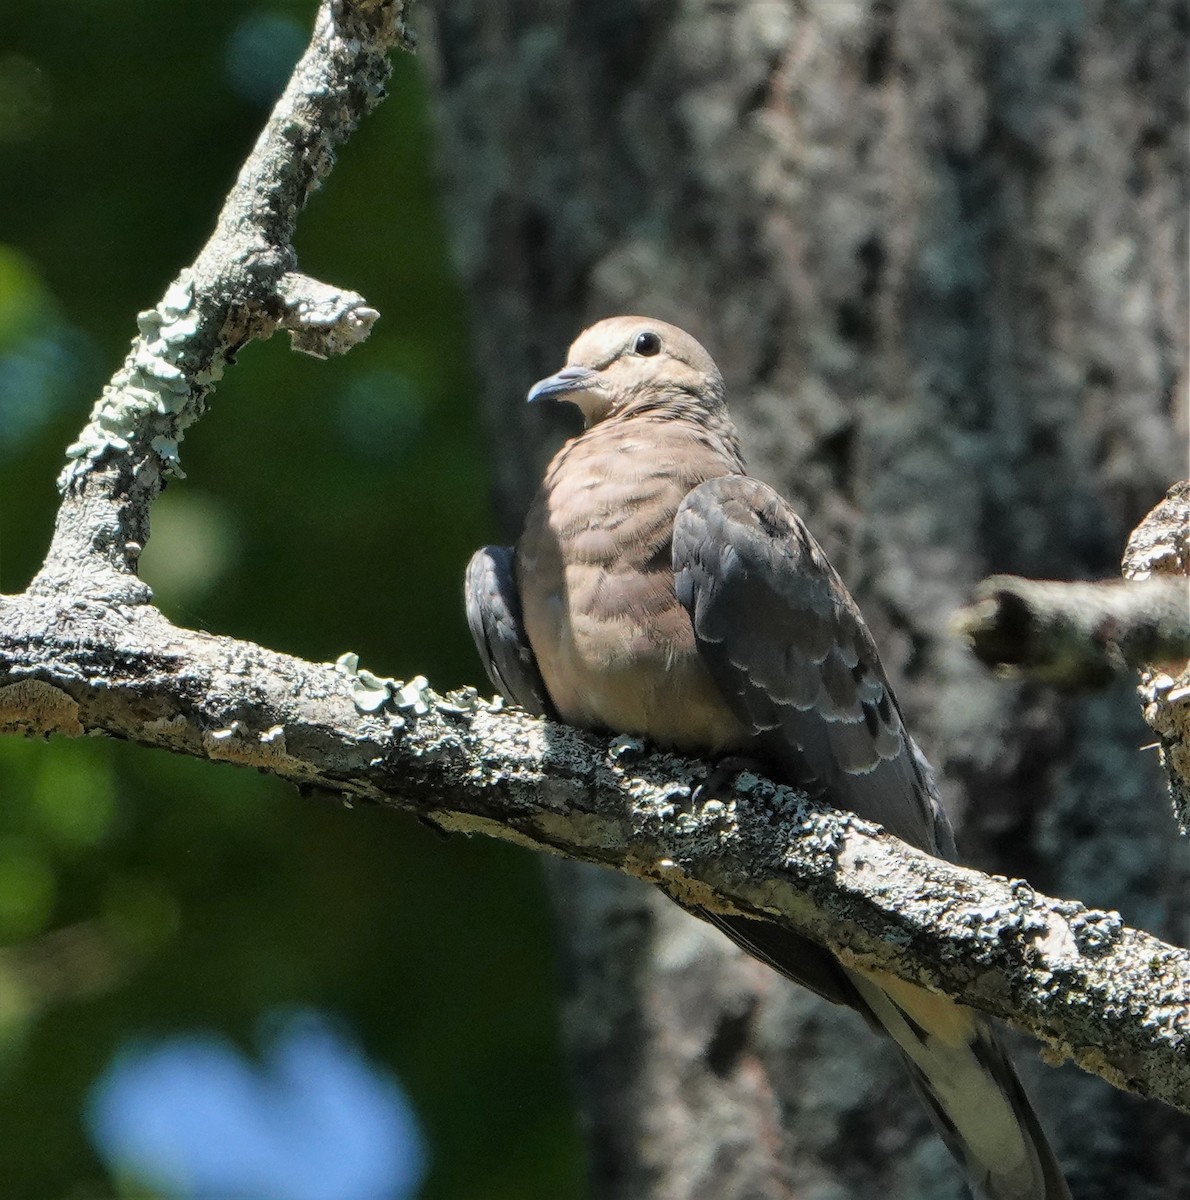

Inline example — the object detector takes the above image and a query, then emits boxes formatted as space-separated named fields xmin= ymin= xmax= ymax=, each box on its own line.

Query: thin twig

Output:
xmin=954 ymin=575 xmax=1190 ymax=687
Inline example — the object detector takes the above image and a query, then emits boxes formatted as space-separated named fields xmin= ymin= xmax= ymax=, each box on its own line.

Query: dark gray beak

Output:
xmin=526 ymin=366 xmax=599 ymax=404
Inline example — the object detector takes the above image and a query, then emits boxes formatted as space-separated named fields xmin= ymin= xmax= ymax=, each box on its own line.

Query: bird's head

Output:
xmin=527 ymin=316 xmax=726 ymax=427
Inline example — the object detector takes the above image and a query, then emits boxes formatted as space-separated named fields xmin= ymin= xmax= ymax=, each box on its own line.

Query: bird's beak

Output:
xmin=526 ymin=366 xmax=599 ymax=404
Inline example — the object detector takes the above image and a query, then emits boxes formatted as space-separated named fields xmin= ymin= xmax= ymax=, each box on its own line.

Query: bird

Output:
xmin=465 ymin=316 xmax=1069 ymax=1200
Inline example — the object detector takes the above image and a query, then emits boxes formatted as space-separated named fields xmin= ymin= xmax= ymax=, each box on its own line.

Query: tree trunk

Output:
xmin=421 ymin=2 xmax=1190 ymax=1196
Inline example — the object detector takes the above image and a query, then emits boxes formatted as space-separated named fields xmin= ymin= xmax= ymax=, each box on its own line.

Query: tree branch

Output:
xmin=1125 ymin=482 xmax=1190 ymax=837
xmin=28 ymin=0 xmax=413 ymax=604
xmin=959 ymin=481 xmax=1190 ymax=836
xmin=953 ymin=575 xmax=1190 ymax=687
xmin=0 ymin=591 xmax=1187 ymax=1113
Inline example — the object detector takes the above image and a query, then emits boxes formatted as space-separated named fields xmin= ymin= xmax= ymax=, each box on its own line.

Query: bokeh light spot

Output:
xmin=86 ymin=1010 xmax=428 ymax=1200
xmin=138 ymin=490 xmax=240 ymax=607
xmin=0 ymin=837 xmax=55 ymax=941
xmin=225 ymin=14 xmax=308 ymax=108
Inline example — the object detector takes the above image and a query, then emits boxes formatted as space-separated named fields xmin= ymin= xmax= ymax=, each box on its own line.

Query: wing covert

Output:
xmin=673 ymin=476 xmax=953 ymax=857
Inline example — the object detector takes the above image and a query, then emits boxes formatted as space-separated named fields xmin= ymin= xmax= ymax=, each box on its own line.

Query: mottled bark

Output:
xmin=1124 ymin=482 xmax=1190 ymax=837
xmin=3 ymin=594 xmax=1188 ymax=1113
xmin=421 ymin=1 xmax=1190 ymax=1197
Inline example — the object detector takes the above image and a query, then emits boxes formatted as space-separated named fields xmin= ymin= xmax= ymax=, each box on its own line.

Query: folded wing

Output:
xmin=673 ymin=474 xmax=953 ymax=858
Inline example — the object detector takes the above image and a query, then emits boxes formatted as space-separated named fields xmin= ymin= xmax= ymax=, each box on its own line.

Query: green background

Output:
xmin=0 ymin=3 xmax=583 ymax=1196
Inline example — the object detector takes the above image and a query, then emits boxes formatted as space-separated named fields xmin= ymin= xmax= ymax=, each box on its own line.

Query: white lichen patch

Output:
xmin=787 ymin=810 xmax=848 ymax=860
xmin=608 ymin=734 xmax=646 ymax=761
xmin=335 ymin=652 xmax=394 ymax=712
xmin=394 ymin=676 xmax=431 ymax=716
xmin=203 ymin=721 xmax=252 ymax=759
xmin=206 ymin=721 xmax=248 ymax=742
xmin=1067 ymin=908 xmax=1125 ymax=955
xmin=1029 ymin=915 xmax=1081 ymax=964
xmin=354 ymin=676 xmax=394 ymax=712
xmin=60 ymin=274 xmax=216 ymax=487
xmin=468 ymin=707 xmax=550 ymax=772
xmin=628 ymin=779 xmax=692 ymax=833
xmin=277 ymin=272 xmax=379 ymax=358
xmin=435 ymin=686 xmax=480 ymax=716
xmin=335 ymin=653 xmax=431 ymax=718
xmin=698 ymin=797 xmax=730 ymax=823
xmin=203 ymin=719 xmax=294 ymax=767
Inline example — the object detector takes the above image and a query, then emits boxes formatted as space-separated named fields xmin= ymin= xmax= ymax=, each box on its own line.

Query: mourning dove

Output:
xmin=465 ymin=316 xmax=1069 ymax=1200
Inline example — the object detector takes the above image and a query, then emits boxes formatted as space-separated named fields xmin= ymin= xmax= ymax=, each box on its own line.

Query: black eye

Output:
xmin=633 ymin=331 xmax=661 ymax=356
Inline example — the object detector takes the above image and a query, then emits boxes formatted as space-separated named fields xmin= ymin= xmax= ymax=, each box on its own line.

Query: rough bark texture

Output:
xmin=4 ymin=594 xmax=1188 ymax=1114
xmin=420 ymin=2 xmax=1190 ymax=1197
xmin=1124 ymin=482 xmax=1190 ymax=837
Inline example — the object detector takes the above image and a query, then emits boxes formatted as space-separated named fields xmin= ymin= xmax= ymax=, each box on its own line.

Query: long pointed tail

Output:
xmin=850 ymin=968 xmax=1070 ymax=1200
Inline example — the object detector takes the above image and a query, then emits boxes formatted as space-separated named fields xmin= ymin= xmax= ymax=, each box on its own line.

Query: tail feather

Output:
xmin=850 ymin=969 xmax=1070 ymax=1200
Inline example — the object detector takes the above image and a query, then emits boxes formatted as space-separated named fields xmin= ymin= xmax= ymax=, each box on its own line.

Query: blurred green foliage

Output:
xmin=0 ymin=3 xmax=584 ymax=1197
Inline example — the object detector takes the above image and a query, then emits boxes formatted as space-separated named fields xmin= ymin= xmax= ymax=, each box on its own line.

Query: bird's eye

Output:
xmin=633 ymin=331 xmax=661 ymax=356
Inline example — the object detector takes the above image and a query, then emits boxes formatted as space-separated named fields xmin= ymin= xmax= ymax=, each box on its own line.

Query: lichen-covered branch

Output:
xmin=277 ymin=272 xmax=380 ymax=358
xmin=1124 ymin=483 xmax=1190 ymax=584
xmin=959 ymin=482 xmax=1190 ymax=835
xmin=28 ymin=0 xmax=413 ymax=603
xmin=1124 ymin=481 xmax=1190 ymax=836
xmin=3 ymin=15 xmax=1187 ymax=1195
xmin=0 ymin=591 xmax=1187 ymax=1114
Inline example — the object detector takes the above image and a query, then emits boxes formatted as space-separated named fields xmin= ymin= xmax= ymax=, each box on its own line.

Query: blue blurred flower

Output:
xmin=86 ymin=1009 xmax=427 ymax=1200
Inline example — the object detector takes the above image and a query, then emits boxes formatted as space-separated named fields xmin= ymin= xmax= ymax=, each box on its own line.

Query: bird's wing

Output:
xmin=464 ymin=545 xmax=554 ymax=717
xmin=672 ymin=474 xmax=954 ymax=859
xmin=673 ymin=475 xmax=1070 ymax=1199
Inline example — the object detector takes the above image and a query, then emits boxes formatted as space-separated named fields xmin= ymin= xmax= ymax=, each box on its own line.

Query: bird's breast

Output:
xmin=516 ymin=426 xmax=746 ymax=752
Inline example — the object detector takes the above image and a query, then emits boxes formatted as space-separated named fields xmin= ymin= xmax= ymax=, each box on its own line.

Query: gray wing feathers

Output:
xmin=673 ymin=475 xmax=1068 ymax=1199
xmin=464 ymin=545 xmax=553 ymax=718
xmin=695 ymin=908 xmax=865 ymax=1011
xmin=673 ymin=475 xmax=952 ymax=858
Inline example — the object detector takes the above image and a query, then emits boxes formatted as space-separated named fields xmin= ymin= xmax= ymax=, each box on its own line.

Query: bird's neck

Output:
xmin=568 ymin=399 xmax=747 ymax=476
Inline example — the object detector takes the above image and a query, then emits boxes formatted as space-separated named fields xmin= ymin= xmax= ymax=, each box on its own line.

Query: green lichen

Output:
xmin=60 ymin=274 xmax=221 ymax=488
xmin=334 ymin=652 xmax=431 ymax=718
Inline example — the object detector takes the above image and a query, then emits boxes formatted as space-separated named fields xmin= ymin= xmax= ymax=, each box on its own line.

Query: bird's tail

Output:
xmin=849 ymin=968 xmax=1070 ymax=1200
